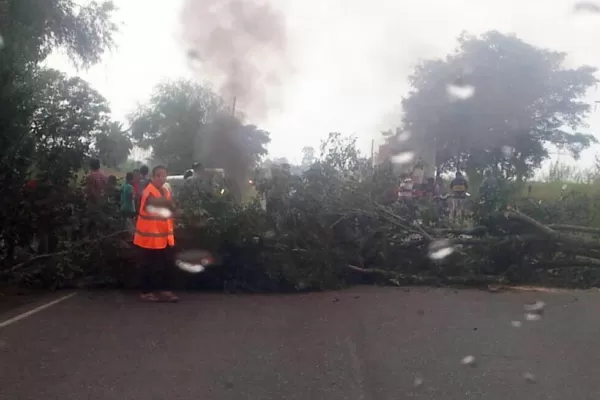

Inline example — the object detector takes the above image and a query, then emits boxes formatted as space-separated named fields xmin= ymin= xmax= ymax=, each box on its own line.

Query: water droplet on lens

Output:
xmin=523 ymin=371 xmax=536 ymax=383
xmin=446 ymin=84 xmax=475 ymax=100
xmin=525 ymin=313 xmax=542 ymax=321
xmin=573 ymin=2 xmax=600 ymax=13
xmin=413 ymin=376 xmax=424 ymax=387
xmin=461 ymin=355 xmax=476 ymax=366
xmin=511 ymin=320 xmax=522 ymax=328
xmin=397 ymin=131 xmax=412 ymax=142
xmin=0 ymin=35 xmax=4 ymax=50
xmin=502 ymin=146 xmax=514 ymax=158
xmin=562 ymin=184 xmax=568 ymax=190
xmin=524 ymin=301 xmax=545 ymax=312
xmin=176 ymin=249 xmax=215 ymax=273
xmin=146 ymin=205 xmax=173 ymax=218
xmin=176 ymin=260 xmax=205 ymax=273
xmin=428 ymin=239 xmax=454 ymax=260
xmin=391 ymin=151 xmax=415 ymax=165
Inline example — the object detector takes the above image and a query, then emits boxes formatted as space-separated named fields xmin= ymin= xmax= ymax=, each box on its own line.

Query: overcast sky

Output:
xmin=47 ymin=0 xmax=600 ymax=167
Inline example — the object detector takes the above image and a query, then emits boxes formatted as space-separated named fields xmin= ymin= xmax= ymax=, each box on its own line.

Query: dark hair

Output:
xmin=125 ymin=172 xmax=134 ymax=182
xmin=90 ymin=158 xmax=100 ymax=170
xmin=152 ymin=165 xmax=167 ymax=176
xmin=108 ymin=175 xmax=117 ymax=184
xmin=140 ymin=165 xmax=149 ymax=175
xmin=192 ymin=162 xmax=203 ymax=171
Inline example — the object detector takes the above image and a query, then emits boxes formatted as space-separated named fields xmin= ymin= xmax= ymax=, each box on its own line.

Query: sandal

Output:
xmin=158 ymin=291 xmax=179 ymax=303
xmin=140 ymin=293 xmax=160 ymax=302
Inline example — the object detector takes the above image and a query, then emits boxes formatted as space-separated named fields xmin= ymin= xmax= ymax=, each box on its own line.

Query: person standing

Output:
xmin=134 ymin=165 xmax=179 ymax=303
xmin=398 ymin=174 xmax=414 ymax=202
xmin=84 ymin=158 xmax=108 ymax=234
xmin=139 ymin=165 xmax=150 ymax=191
xmin=85 ymin=158 xmax=107 ymax=204
xmin=449 ymin=171 xmax=469 ymax=223
xmin=106 ymin=175 xmax=119 ymax=208
xmin=120 ymin=172 xmax=136 ymax=234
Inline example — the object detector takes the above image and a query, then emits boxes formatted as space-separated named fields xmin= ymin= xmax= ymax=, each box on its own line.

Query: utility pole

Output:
xmin=370 ymin=138 xmax=375 ymax=168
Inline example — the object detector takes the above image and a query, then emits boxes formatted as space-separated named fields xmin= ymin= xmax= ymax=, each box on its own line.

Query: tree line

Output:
xmin=1 ymin=0 xmax=599 ymax=290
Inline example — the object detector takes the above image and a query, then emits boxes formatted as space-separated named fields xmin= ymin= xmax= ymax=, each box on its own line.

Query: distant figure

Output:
xmin=449 ymin=171 xmax=469 ymax=223
xmin=120 ymin=172 xmax=136 ymax=235
xmin=191 ymin=162 xmax=205 ymax=181
xmin=132 ymin=168 xmax=141 ymax=212
xmin=85 ymin=158 xmax=107 ymax=204
xmin=107 ymin=175 xmax=119 ymax=207
xmin=398 ymin=175 xmax=413 ymax=201
xmin=132 ymin=169 xmax=141 ymax=197
xmin=120 ymin=172 xmax=136 ymax=217
xmin=139 ymin=165 xmax=150 ymax=192
xmin=434 ymin=175 xmax=445 ymax=196
xmin=424 ymin=177 xmax=436 ymax=199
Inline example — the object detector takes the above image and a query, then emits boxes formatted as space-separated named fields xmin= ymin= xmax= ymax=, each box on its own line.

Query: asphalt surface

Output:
xmin=1 ymin=286 xmax=599 ymax=400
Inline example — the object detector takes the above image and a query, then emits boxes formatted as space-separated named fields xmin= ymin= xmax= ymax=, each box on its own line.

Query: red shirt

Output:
xmin=132 ymin=182 xmax=140 ymax=198
xmin=86 ymin=170 xmax=108 ymax=201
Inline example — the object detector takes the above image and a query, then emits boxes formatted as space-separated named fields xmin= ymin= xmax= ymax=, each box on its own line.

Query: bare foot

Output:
xmin=158 ymin=291 xmax=179 ymax=302
xmin=140 ymin=292 xmax=160 ymax=302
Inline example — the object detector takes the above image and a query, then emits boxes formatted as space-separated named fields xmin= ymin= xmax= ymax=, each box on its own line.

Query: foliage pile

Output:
xmin=171 ymin=135 xmax=600 ymax=292
xmin=5 ymin=134 xmax=600 ymax=291
xmin=3 ymin=1 xmax=600 ymax=292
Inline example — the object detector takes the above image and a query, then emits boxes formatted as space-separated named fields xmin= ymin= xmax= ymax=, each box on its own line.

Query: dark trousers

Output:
xmin=139 ymin=246 xmax=175 ymax=293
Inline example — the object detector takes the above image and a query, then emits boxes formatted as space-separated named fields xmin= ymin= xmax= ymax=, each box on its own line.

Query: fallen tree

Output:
xmin=5 ymin=137 xmax=600 ymax=292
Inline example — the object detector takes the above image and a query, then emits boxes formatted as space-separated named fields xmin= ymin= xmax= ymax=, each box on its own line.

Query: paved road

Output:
xmin=0 ymin=286 xmax=599 ymax=400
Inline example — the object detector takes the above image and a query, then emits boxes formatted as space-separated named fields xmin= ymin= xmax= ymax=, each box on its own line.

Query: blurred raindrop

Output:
xmin=428 ymin=239 xmax=454 ymax=260
xmin=562 ymin=184 xmax=568 ymax=191
xmin=525 ymin=313 xmax=542 ymax=321
xmin=502 ymin=146 xmax=515 ymax=158
xmin=391 ymin=151 xmax=415 ymax=165
xmin=461 ymin=355 xmax=476 ymax=366
xmin=176 ymin=249 xmax=216 ymax=273
xmin=413 ymin=376 xmax=424 ymax=388
xmin=146 ymin=205 xmax=173 ymax=218
xmin=397 ymin=131 xmax=412 ymax=142
xmin=0 ymin=35 xmax=4 ymax=50
xmin=176 ymin=260 xmax=205 ymax=273
xmin=511 ymin=320 xmax=522 ymax=328
xmin=523 ymin=372 xmax=536 ymax=383
xmin=573 ymin=2 xmax=600 ymax=13
xmin=446 ymin=83 xmax=475 ymax=100
xmin=524 ymin=300 xmax=545 ymax=312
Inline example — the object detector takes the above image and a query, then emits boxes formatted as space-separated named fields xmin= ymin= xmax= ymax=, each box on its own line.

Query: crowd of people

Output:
xmin=84 ymin=159 xmax=151 ymax=218
xmin=84 ymin=159 xmax=186 ymax=303
xmin=396 ymin=171 xmax=471 ymax=223
xmin=83 ymin=159 xmax=219 ymax=303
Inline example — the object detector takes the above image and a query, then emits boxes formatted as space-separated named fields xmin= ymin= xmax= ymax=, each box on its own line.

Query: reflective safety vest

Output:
xmin=133 ymin=183 xmax=175 ymax=249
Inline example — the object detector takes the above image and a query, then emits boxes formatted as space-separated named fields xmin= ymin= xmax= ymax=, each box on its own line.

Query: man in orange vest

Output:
xmin=134 ymin=165 xmax=179 ymax=302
